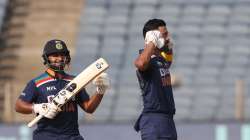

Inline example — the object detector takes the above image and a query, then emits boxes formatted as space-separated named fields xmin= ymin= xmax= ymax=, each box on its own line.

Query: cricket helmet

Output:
xmin=42 ymin=39 xmax=71 ymax=71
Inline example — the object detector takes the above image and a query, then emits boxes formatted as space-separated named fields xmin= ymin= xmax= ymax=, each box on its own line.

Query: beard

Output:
xmin=48 ymin=60 xmax=66 ymax=71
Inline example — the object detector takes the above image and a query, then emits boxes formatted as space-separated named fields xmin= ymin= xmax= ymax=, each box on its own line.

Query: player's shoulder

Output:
xmin=33 ymin=72 xmax=50 ymax=81
xmin=22 ymin=72 xmax=49 ymax=88
xmin=32 ymin=72 xmax=53 ymax=87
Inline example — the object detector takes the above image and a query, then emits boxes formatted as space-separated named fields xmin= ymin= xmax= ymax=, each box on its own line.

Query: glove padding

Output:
xmin=166 ymin=41 xmax=174 ymax=49
xmin=92 ymin=72 xmax=110 ymax=94
xmin=33 ymin=103 xmax=60 ymax=119
xmin=145 ymin=30 xmax=165 ymax=49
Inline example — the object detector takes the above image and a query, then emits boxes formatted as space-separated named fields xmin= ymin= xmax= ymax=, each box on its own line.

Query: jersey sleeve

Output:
xmin=76 ymin=88 xmax=90 ymax=104
xmin=19 ymin=80 xmax=38 ymax=103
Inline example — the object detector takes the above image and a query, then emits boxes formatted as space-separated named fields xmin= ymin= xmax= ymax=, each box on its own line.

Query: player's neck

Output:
xmin=46 ymin=68 xmax=65 ymax=79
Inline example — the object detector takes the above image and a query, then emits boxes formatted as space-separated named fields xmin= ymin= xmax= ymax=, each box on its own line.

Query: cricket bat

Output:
xmin=27 ymin=58 xmax=109 ymax=127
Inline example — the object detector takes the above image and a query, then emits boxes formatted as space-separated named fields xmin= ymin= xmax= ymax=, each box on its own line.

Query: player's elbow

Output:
xmin=15 ymin=103 xmax=22 ymax=113
xmin=85 ymin=108 xmax=95 ymax=114
xmin=134 ymin=60 xmax=147 ymax=71
xmin=14 ymin=99 xmax=32 ymax=114
xmin=15 ymin=100 xmax=21 ymax=113
xmin=14 ymin=105 xmax=19 ymax=113
xmin=82 ymin=104 xmax=95 ymax=114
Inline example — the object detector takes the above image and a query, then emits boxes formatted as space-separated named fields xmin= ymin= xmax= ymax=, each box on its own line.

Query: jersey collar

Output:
xmin=46 ymin=68 xmax=65 ymax=79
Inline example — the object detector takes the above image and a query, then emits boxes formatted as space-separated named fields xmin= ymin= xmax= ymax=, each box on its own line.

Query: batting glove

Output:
xmin=33 ymin=103 xmax=60 ymax=119
xmin=92 ymin=72 xmax=111 ymax=95
xmin=145 ymin=30 xmax=165 ymax=49
xmin=165 ymin=35 xmax=174 ymax=50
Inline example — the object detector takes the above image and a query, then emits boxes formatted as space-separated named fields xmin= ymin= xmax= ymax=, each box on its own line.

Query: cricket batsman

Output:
xmin=15 ymin=39 xmax=110 ymax=140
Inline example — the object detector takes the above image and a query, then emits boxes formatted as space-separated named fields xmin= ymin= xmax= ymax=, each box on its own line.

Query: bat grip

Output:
xmin=27 ymin=114 xmax=43 ymax=128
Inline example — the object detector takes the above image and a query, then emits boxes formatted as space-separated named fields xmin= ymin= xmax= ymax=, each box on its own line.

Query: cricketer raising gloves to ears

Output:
xmin=145 ymin=30 xmax=174 ymax=61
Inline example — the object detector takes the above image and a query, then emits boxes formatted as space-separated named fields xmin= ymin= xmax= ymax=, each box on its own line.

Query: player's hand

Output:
xmin=145 ymin=30 xmax=165 ymax=49
xmin=33 ymin=103 xmax=60 ymax=119
xmin=165 ymin=35 xmax=174 ymax=50
xmin=92 ymin=72 xmax=111 ymax=94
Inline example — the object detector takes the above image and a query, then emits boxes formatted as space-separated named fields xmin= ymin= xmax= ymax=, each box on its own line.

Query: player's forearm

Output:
xmin=134 ymin=42 xmax=155 ymax=71
xmin=83 ymin=93 xmax=103 ymax=113
xmin=15 ymin=99 xmax=33 ymax=114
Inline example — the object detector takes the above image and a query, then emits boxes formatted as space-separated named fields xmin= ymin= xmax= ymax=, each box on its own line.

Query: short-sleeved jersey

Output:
xmin=136 ymin=51 xmax=176 ymax=115
xmin=19 ymin=70 xmax=89 ymax=135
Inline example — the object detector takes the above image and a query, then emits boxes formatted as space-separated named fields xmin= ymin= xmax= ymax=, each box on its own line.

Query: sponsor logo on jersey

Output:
xmin=46 ymin=86 xmax=57 ymax=91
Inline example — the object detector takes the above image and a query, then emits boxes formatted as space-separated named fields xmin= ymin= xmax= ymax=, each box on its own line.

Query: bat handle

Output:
xmin=27 ymin=114 xmax=43 ymax=128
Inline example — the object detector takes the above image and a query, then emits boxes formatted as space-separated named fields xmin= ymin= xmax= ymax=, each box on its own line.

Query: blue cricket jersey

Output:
xmin=19 ymin=69 xmax=89 ymax=135
xmin=136 ymin=54 xmax=176 ymax=115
